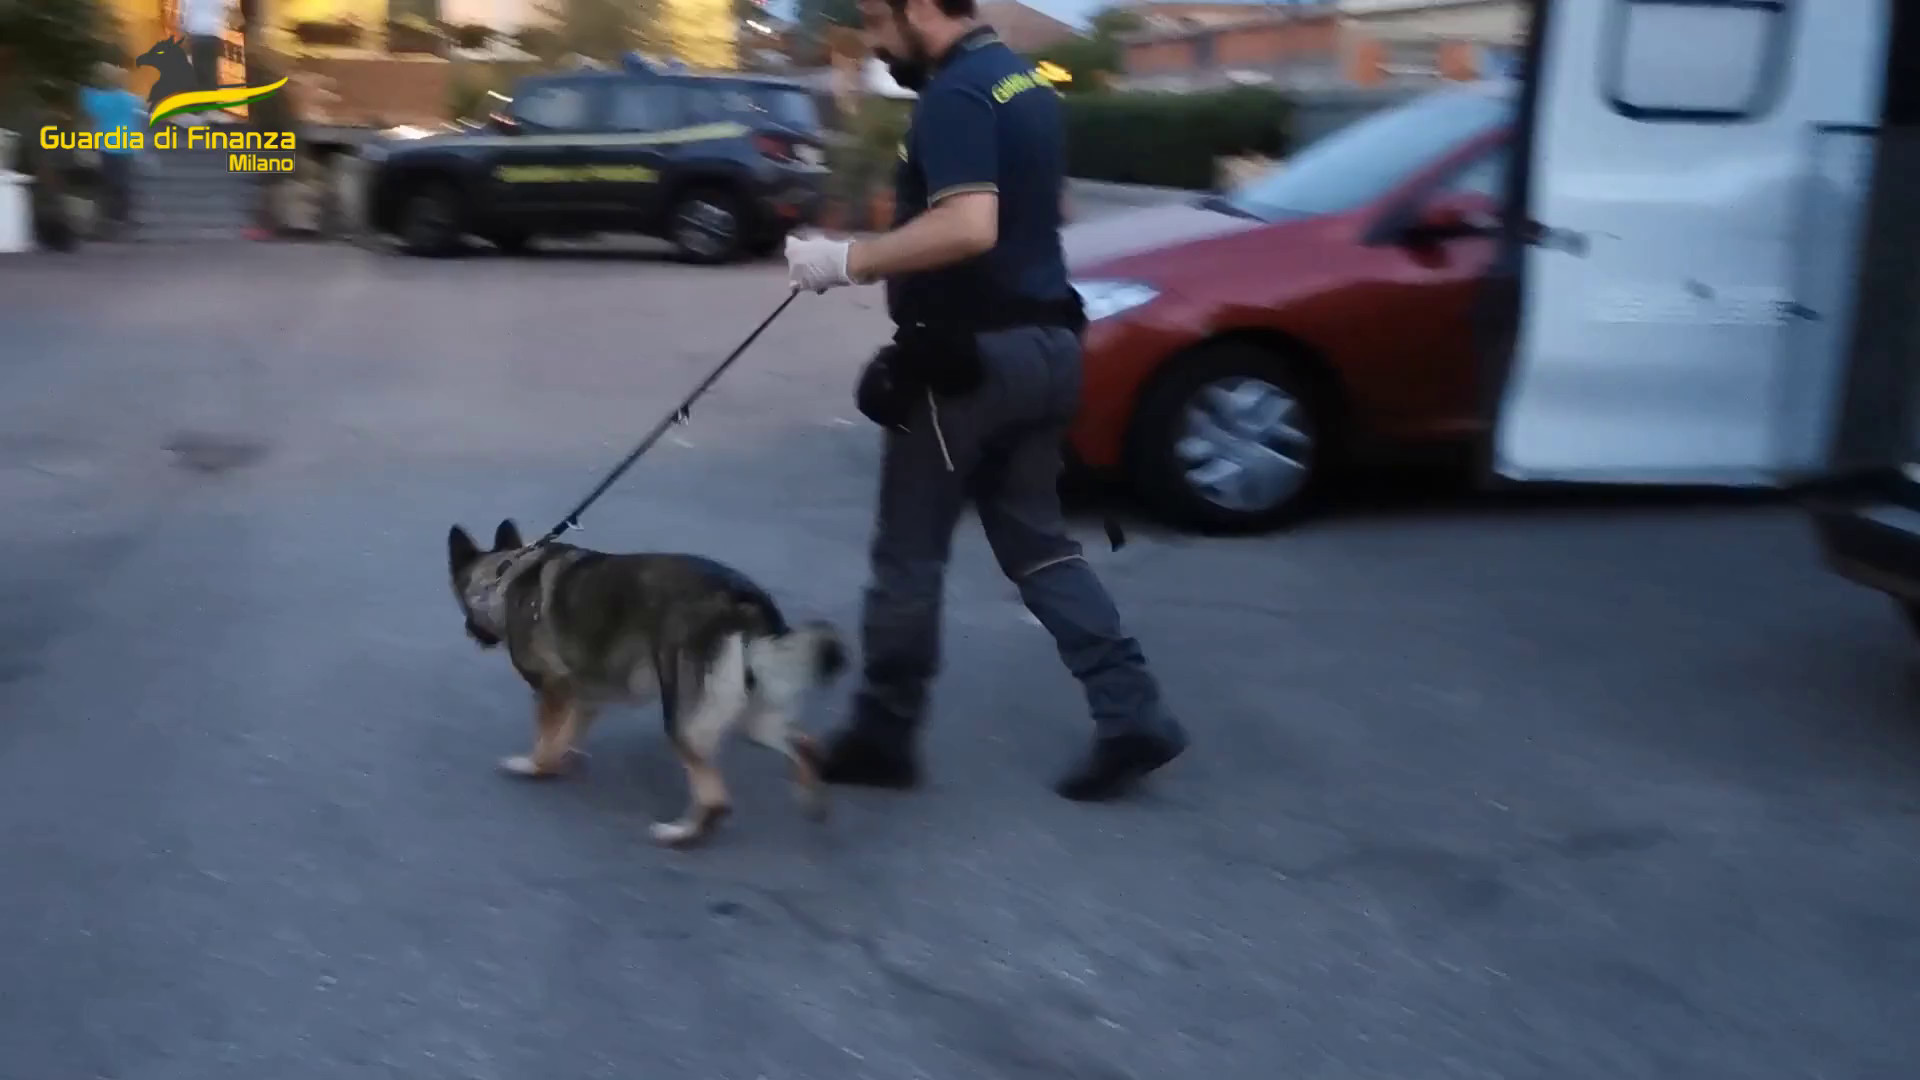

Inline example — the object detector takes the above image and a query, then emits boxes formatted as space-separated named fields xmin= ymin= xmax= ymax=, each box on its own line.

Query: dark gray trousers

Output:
xmin=854 ymin=325 xmax=1176 ymax=740
xmin=190 ymin=35 xmax=222 ymax=93
xmin=98 ymin=153 xmax=134 ymax=225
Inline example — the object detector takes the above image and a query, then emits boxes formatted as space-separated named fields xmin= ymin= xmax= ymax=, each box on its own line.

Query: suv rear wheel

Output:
xmin=398 ymin=181 xmax=463 ymax=256
xmin=668 ymin=187 xmax=745 ymax=264
xmin=1126 ymin=341 xmax=1333 ymax=533
xmin=485 ymin=229 xmax=533 ymax=255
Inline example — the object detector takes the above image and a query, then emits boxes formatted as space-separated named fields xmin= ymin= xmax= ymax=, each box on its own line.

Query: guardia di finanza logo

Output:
xmin=39 ymin=35 xmax=296 ymax=173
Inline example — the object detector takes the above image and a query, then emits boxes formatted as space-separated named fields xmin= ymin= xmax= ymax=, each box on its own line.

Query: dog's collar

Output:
xmin=470 ymin=544 xmax=548 ymax=619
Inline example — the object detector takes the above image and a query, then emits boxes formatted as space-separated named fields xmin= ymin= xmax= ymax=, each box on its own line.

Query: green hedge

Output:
xmin=1063 ymin=87 xmax=1292 ymax=190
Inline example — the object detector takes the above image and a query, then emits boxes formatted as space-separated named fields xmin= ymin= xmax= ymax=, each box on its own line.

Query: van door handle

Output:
xmin=1520 ymin=219 xmax=1589 ymax=256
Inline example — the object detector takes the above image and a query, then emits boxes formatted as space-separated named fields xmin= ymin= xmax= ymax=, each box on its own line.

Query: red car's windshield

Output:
xmin=1220 ymin=84 xmax=1515 ymax=223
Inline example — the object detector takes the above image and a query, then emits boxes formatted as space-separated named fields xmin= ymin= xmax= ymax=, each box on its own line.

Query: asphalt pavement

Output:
xmin=4 ymin=242 xmax=1920 ymax=1080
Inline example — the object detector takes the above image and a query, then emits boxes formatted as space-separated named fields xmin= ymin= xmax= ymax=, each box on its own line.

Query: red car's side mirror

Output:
xmin=1409 ymin=194 xmax=1500 ymax=241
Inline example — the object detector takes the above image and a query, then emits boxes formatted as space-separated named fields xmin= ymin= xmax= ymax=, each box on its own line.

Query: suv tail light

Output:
xmin=752 ymin=133 xmax=797 ymax=162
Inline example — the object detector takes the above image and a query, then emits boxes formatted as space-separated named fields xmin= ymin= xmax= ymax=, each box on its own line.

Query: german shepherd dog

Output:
xmin=447 ymin=520 xmax=847 ymax=847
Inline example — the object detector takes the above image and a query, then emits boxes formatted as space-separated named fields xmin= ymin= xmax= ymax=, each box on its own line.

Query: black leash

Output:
xmin=538 ymin=289 xmax=800 ymax=545
xmin=535 ymin=285 xmax=1127 ymax=554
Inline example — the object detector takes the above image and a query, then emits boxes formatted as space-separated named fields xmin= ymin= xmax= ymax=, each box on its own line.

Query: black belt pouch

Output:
xmin=895 ymin=323 xmax=985 ymax=398
xmin=855 ymin=343 xmax=913 ymax=429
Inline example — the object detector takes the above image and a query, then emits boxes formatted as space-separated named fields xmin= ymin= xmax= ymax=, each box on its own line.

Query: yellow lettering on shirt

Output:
xmin=989 ymin=69 xmax=1054 ymax=105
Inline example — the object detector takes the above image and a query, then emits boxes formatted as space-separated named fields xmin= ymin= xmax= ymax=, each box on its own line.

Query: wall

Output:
xmin=270 ymin=0 xmax=392 ymax=52
xmin=291 ymin=53 xmax=454 ymax=125
xmin=1122 ymin=13 xmax=1343 ymax=78
xmin=1339 ymin=0 xmax=1526 ymax=43
xmin=1123 ymin=7 xmax=1507 ymax=89
xmin=1129 ymin=1 xmax=1322 ymax=32
xmin=662 ymin=0 xmax=738 ymax=69
xmin=108 ymin=0 xmax=170 ymax=79
xmin=439 ymin=0 xmax=541 ymax=28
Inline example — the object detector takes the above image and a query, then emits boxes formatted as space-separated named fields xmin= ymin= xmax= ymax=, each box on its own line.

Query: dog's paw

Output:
xmin=649 ymin=819 xmax=704 ymax=847
xmin=795 ymin=784 xmax=830 ymax=822
xmin=499 ymin=754 xmax=551 ymax=778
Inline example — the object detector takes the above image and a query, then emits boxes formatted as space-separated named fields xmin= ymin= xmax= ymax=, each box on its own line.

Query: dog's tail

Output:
xmin=745 ymin=620 xmax=848 ymax=708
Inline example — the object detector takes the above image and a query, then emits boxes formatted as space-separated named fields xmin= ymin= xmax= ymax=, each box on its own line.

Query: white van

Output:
xmin=1490 ymin=0 xmax=1889 ymax=485
xmin=1488 ymin=0 xmax=1920 ymax=632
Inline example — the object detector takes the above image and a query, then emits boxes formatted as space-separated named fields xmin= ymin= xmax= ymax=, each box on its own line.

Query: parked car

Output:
xmin=1064 ymin=81 xmax=1515 ymax=531
xmin=361 ymin=61 xmax=829 ymax=262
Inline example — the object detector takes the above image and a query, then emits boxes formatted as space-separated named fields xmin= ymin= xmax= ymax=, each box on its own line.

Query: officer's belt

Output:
xmin=896 ymin=292 xmax=1088 ymax=337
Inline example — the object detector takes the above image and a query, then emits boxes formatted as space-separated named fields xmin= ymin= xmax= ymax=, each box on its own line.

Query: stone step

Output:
xmin=145 ymin=164 xmax=255 ymax=180
xmin=135 ymin=188 xmax=252 ymax=208
xmin=138 ymin=174 xmax=253 ymax=189
xmin=144 ymin=165 xmax=252 ymax=180
xmin=121 ymin=226 xmax=252 ymax=243
xmin=131 ymin=213 xmax=254 ymax=230
xmin=136 ymin=185 xmax=253 ymax=204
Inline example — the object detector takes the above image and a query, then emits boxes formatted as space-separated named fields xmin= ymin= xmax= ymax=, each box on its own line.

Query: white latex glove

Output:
xmin=785 ymin=233 xmax=855 ymax=293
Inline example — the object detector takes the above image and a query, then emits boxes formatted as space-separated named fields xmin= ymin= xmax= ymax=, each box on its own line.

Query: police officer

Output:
xmin=784 ymin=0 xmax=1187 ymax=801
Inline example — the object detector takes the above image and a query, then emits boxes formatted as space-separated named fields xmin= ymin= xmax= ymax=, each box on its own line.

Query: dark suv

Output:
xmin=361 ymin=62 xmax=829 ymax=262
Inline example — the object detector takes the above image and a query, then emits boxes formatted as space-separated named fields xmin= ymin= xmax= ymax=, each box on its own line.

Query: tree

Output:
xmin=535 ymin=0 xmax=662 ymax=63
xmin=0 ymin=0 xmax=124 ymax=108
xmin=1032 ymin=5 xmax=1141 ymax=92
xmin=1087 ymin=6 xmax=1142 ymax=40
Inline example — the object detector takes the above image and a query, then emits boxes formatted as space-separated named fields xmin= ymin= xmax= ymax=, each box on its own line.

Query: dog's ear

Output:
xmin=493 ymin=519 xmax=523 ymax=552
xmin=448 ymin=524 xmax=481 ymax=575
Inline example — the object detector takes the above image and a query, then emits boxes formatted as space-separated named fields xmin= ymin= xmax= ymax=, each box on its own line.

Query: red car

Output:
xmin=1065 ymin=81 xmax=1515 ymax=532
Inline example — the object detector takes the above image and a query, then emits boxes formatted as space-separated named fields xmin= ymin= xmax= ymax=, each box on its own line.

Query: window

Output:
xmin=1222 ymin=85 xmax=1514 ymax=223
xmin=679 ymin=87 xmax=728 ymax=124
xmin=1604 ymin=0 xmax=1791 ymax=122
xmin=513 ymin=83 xmax=590 ymax=131
xmin=666 ymin=82 xmax=823 ymax=133
xmin=609 ymin=85 xmax=674 ymax=132
xmin=1438 ymin=144 xmax=1510 ymax=200
xmin=1384 ymin=39 xmax=1442 ymax=79
xmin=749 ymin=87 xmax=822 ymax=134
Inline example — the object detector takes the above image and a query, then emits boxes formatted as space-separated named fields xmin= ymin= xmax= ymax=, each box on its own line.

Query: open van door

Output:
xmin=1489 ymin=0 xmax=1889 ymax=484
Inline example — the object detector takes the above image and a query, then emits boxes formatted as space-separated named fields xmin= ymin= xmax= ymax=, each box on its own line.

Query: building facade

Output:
xmin=1119 ymin=6 xmax=1348 ymax=91
xmin=1118 ymin=0 xmax=1526 ymax=90
xmin=1338 ymin=0 xmax=1525 ymax=80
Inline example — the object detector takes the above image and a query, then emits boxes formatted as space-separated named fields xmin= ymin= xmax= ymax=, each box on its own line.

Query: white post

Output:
xmin=0 ymin=129 xmax=33 ymax=254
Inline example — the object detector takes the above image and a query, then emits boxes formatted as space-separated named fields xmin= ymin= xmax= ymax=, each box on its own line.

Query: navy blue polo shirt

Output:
xmin=885 ymin=28 xmax=1074 ymax=326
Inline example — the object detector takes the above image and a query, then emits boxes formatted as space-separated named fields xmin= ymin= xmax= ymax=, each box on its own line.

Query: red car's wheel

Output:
xmin=1125 ymin=341 xmax=1333 ymax=533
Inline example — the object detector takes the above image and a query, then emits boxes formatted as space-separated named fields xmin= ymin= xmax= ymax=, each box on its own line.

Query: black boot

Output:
xmin=816 ymin=723 xmax=923 ymax=789
xmin=1054 ymin=729 xmax=1186 ymax=802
